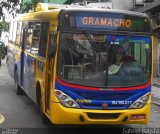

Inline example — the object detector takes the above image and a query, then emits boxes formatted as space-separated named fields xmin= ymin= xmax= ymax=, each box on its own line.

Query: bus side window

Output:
xmin=31 ymin=22 xmax=41 ymax=55
xmin=24 ymin=22 xmax=33 ymax=52
xmin=15 ymin=21 xmax=22 ymax=47
xmin=38 ymin=22 xmax=49 ymax=57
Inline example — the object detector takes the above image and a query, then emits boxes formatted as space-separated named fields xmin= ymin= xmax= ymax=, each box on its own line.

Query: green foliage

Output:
xmin=0 ymin=0 xmax=20 ymax=20
xmin=0 ymin=21 xmax=9 ymax=32
xmin=21 ymin=2 xmax=32 ymax=13
xmin=32 ymin=0 xmax=40 ymax=11
xmin=0 ymin=41 xmax=7 ymax=59
xmin=21 ymin=0 xmax=40 ymax=13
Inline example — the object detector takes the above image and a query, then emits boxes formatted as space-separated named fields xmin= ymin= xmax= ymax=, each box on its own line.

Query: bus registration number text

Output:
xmin=112 ymin=101 xmax=132 ymax=105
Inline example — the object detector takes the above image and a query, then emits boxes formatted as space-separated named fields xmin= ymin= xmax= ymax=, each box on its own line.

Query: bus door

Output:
xmin=45 ymin=32 xmax=57 ymax=112
xmin=22 ymin=22 xmax=35 ymax=99
xmin=20 ymin=28 xmax=26 ymax=87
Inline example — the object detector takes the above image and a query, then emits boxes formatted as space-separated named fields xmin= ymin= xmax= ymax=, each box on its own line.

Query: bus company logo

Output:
xmin=76 ymin=98 xmax=92 ymax=103
xmin=101 ymin=103 xmax=108 ymax=109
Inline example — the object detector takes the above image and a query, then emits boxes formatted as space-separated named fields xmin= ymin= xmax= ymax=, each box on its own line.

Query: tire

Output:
xmin=40 ymin=99 xmax=49 ymax=124
xmin=14 ymin=70 xmax=23 ymax=95
xmin=38 ymin=92 xmax=49 ymax=125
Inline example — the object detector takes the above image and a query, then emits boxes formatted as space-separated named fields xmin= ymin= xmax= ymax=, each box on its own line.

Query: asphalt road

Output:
xmin=0 ymin=61 xmax=160 ymax=134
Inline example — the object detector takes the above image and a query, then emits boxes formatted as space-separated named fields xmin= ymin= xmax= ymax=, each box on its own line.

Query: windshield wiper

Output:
xmin=117 ymin=33 xmax=135 ymax=55
xmin=82 ymin=30 xmax=100 ymax=53
xmin=119 ymin=33 xmax=134 ymax=46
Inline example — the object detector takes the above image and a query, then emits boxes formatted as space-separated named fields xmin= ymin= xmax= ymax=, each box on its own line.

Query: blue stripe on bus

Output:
xmin=55 ymin=81 xmax=151 ymax=110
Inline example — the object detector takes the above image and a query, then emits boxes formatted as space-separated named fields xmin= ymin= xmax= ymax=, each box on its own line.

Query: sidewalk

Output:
xmin=152 ymin=77 xmax=160 ymax=106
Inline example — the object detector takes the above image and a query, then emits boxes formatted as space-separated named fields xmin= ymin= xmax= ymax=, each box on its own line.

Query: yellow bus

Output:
xmin=7 ymin=3 xmax=152 ymax=125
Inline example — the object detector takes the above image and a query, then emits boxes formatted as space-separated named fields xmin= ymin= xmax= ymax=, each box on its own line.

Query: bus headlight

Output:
xmin=54 ymin=89 xmax=80 ymax=108
xmin=129 ymin=93 xmax=151 ymax=109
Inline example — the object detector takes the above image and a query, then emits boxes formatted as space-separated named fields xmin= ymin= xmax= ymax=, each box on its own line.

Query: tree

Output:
xmin=0 ymin=0 xmax=20 ymax=20
xmin=0 ymin=21 xmax=9 ymax=41
xmin=0 ymin=41 xmax=7 ymax=59
xmin=0 ymin=0 xmax=42 ymax=19
xmin=0 ymin=21 xmax=9 ymax=32
xmin=21 ymin=0 xmax=40 ymax=13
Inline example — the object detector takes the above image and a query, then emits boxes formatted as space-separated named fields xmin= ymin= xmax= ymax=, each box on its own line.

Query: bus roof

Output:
xmin=34 ymin=3 xmax=148 ymax=17
xmin=14 ymin=3 xmax=151 ymax=33
xmin=16 ymin=3 xmax=149 ymax=21
xmin=61 ymin=8 xmax=149 ymax=18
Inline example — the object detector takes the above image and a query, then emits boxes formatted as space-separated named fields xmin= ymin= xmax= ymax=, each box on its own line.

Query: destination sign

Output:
xmin=79 ymin=17 xmax=132 ymax=29
xmin=61 ymin=11 xmax=151 ymax=33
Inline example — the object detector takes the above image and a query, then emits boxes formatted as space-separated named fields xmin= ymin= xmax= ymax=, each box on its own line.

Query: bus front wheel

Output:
xmin=36 ymin=88 xmax=49 ymax=125
xmin=40 ymin=98 xmax=49 ymax=124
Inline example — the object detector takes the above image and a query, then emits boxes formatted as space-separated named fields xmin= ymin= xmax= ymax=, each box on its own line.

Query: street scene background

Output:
xmin=1 ymin=0 xmax=160 ymax=133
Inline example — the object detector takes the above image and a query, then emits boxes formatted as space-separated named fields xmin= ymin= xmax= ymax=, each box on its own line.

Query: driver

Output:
xmin=108 ymin=45 xmax=124 ymax=75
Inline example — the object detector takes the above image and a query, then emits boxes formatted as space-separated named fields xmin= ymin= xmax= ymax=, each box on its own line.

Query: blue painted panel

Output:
xmin=23 ymin=53 xmax=36 ymax=101
xmin=55 ymin=81 xmax=151 ymax=110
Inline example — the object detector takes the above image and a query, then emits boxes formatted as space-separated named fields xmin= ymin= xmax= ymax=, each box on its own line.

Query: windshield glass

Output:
xmin=57 ymin=32 xmax=151 ymax=87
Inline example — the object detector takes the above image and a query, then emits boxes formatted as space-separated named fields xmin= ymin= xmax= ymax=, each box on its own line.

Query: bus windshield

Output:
xmin=57 ymin=32 xmax=151 ymax=87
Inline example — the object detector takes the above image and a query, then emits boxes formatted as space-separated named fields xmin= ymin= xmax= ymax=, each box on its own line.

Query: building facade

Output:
xmin=112 ymin=0 xmax=160 ymax=77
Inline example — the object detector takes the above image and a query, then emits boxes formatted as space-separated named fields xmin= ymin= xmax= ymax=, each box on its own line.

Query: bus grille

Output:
xmin=87 ymin=113 xmax=120 ymax=120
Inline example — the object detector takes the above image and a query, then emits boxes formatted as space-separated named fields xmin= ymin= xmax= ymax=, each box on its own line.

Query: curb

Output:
xmin=151 ymin=101 xmax=160 ymax=106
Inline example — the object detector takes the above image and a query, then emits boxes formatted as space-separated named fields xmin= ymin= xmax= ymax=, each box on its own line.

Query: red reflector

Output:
xmin=55 ymin=91 xmax=61 ymax=96
xmin=130 ymin=114 xmax=146 ymax=120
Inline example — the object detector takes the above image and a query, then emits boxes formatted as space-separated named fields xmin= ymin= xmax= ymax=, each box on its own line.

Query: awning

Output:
xmin=133 ymin=1 xmax=160 ymax=15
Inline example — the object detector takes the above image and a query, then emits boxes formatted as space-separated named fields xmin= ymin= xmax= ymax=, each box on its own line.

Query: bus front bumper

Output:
xmin=50 ymin=102 xmax=151 ymax=125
